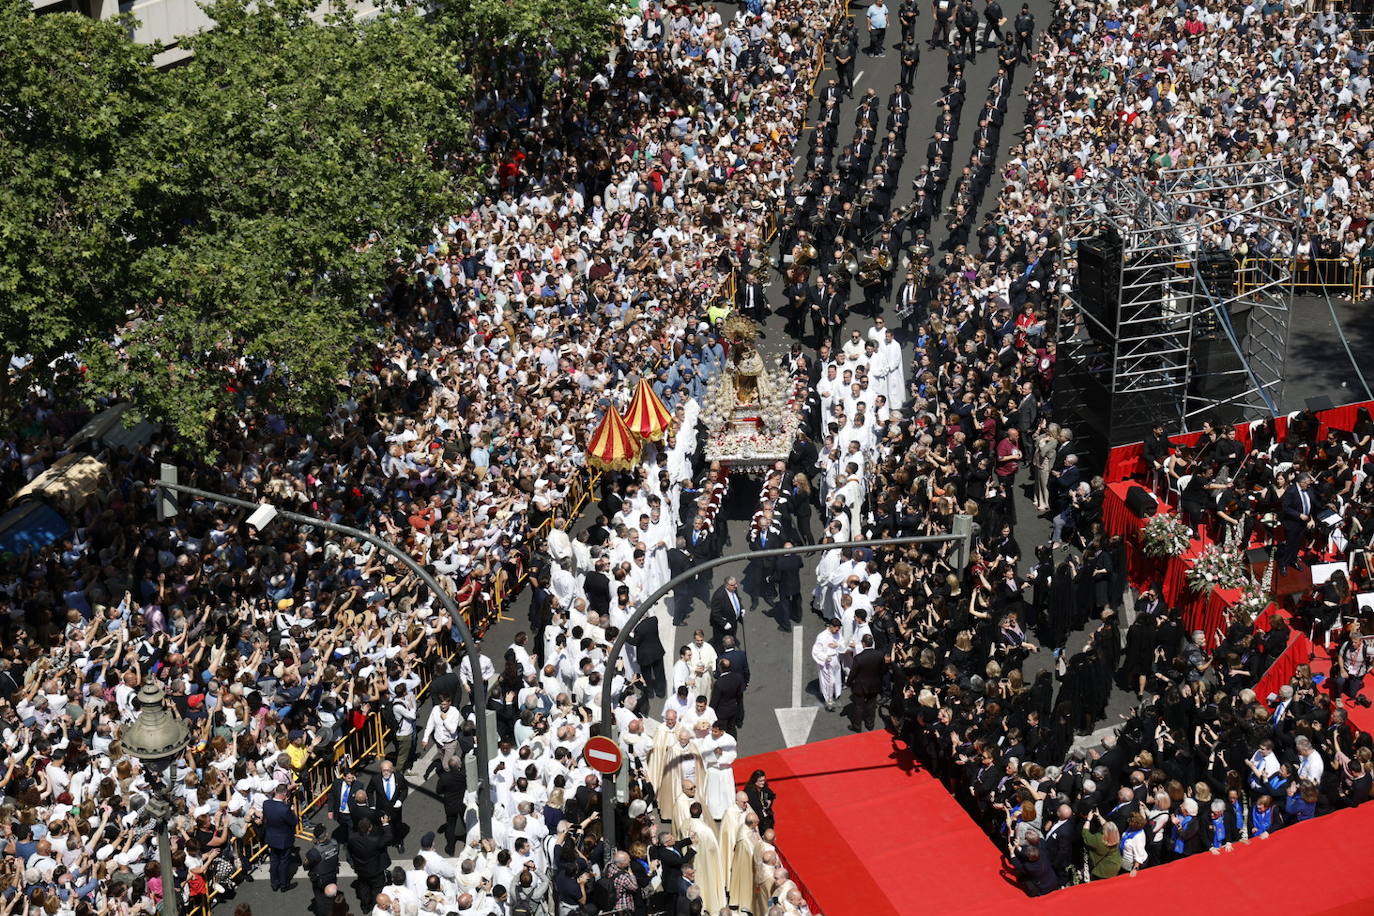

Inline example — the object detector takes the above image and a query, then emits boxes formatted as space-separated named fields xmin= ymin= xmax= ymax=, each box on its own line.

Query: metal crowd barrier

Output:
xmin=1236 ymin=256 xmax=1365 ymax=300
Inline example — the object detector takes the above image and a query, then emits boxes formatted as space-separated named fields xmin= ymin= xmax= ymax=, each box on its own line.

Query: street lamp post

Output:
xmin=122 ymin=683 xmax=192 ymax=916
xmin=154 ymin=472 xmax=496 ymax=840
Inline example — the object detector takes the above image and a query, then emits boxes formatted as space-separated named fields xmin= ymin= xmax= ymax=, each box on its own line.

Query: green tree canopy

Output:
xmin=433 ymin=0 xmax=627 ymax=80
xmin=4 ymin=0 xmax=624 ymax=449
xmin=83 ymin=0 xmax=477 ymax=446
xmin=0 ymin=0 xmax=162 ymax=404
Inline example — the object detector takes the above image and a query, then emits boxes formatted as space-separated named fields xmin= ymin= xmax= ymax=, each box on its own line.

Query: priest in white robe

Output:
xmin=699 ymin=722 xmax=738 ymax=820
xmin=659 ymin=728 xmax=706 ymax=830
xmin=880 ymin=329 xmax=906 ymax=406
xmin=727 ymin=812 xmax=762 ymax=909
xmin=685 ymin=806 xmax=728 ymax=915
xmin=812 ymin=619 xmax=846 ymax=710
xmin=645 ymin=709 xmax=682 ymax=795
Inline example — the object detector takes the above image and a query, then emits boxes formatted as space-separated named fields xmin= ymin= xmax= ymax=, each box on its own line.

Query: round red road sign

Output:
xmin=582 ymin=735 xmax=623 ymax=774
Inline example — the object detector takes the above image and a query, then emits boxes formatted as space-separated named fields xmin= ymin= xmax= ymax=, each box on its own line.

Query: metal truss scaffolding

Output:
xmin=1057 ymin=161 xmax=1297 ymax=446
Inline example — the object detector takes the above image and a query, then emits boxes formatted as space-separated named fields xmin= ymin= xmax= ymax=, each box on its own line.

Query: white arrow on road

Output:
xmin=773 ymin=622 xmax=818 ymax=747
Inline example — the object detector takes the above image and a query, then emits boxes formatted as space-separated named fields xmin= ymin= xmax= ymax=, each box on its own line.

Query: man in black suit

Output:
xmin=261 ymin=783 xmax=299 ymax=892
xmin=709 ymin=578 xmax=744 ymax=650
xmin=346 ymin=815 xmax=392 ymax=911
xmin=346 ymin=787 xmax=377 ymax=837
xmin=710 ymin=658 xmax=746 ymax=734
xmin=435 ymin=754 xmax=468 ymax=855
xmin=631 ymin=615 xmax=667 ymax=698
xmin=650 ymin=830 xmax=695 ymax=902
xmin=736 ymin=273 xmax=768 ymax=320
xmin=667 ymin=537 xmax=695 ymax=624
xmin=327 ymin=770 xmax=357 ymax=840
xmin=848 ymin=635 xmax=886 ymax=731
xmin=819 ymin=77 xmax=843 ymax=109
xmin=1279 ymin=472 xmax=1316 ymax=575
xmin=586 ymin=513 xmax=612 ymax=547
xmin=367 ymin=760 xmax=409 ymax=850
xmin=583 ymin=555 xmax=613 ymax=616
xmin=718 ymin=635 xmax=751 ymax=690
xmin=1039 ymin=803 xmax=1077 ymax=886
xmin=775 ymin=546 xmax=804 ymax=625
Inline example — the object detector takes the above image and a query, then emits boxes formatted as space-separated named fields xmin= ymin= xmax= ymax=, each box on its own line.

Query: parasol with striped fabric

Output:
xmin=622 ymin=378 xmax=674 ymax=441
xmin=585 ymin=406 xmax=642 ymax=470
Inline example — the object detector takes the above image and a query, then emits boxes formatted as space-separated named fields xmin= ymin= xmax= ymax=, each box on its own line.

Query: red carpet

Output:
xmin=738 ymin=731 xmax=1374 ymax=916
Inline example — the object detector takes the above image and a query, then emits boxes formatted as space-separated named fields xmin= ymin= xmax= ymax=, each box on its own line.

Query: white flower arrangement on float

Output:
xmin=1141 ymin=512 xmax=1191 ymax=558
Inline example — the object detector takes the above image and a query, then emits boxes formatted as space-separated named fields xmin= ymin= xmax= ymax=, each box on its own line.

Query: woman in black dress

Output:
xmin=745 ymin=769 xmax=777 ymax=832
xmin=1120 ymin=611 xmax=1158 ymax=698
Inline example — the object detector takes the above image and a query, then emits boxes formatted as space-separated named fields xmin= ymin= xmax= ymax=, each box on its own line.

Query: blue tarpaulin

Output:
xmin=0 ymin=501 xmax=69 ymax=555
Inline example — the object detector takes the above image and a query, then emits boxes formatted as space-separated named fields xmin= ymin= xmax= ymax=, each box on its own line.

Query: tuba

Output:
xmin=858 ymin=256 xmax=884 ymax=288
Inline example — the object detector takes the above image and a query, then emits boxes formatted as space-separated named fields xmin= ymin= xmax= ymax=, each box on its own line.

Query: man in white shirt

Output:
xmin=1295 ymin=735 xmax=1324 ymax=784
xmin=420 ymin=695 xmax=463 ymax=766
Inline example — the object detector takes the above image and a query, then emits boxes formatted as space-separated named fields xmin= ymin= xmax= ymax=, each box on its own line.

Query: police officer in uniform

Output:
xmin=899 ymin=40 xmax=921 ymax=89
xmin=899 ymin=0 xmax=921 ymax=44
xmin=931 ymin=0 xmax=955 ymax=48
xmin=834 ymin=28 xmax=857 ymax=96
xmin=981 ymin=0 xmax=1005 ymax=48
xmin=1014 ymin=4 xmax=1034 ymax=60
xmin=955 ymin=0 xmax=979 ymax=60
xmin=304 ymin=824 xmax=341 ymax=916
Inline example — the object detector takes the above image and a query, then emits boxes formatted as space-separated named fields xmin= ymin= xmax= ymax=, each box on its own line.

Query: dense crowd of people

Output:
xmin=7 ymin=0 xmax=1374 ymax=911
xmin=0 ymin=0 xmax=840 ymax=913
xmin=861 ymin=0 xmax=1374 ymax=895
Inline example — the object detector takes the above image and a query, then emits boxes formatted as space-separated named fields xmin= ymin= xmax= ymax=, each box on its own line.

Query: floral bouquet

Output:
xmin=1186 ymin=544 xmax=1250 ymax=593
xmin=1141 ymin=512 xmax=1191 ymax=558
xmin=1232 ymin=576 xmax=1272 ymax=618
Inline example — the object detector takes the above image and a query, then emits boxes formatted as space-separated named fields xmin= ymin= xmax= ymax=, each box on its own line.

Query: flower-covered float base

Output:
xmin=701 ymin=314 xmax=803 ymax=468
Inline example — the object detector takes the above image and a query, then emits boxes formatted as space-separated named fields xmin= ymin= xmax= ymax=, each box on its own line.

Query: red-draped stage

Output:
xmin=741 ymin=731 xmax=1374 ymax=916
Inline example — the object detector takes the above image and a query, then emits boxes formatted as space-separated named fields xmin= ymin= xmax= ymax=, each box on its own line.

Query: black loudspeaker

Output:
xmin=1077 ymin=230 xmax=1122 ymax=344
xmin=1124 ymin=485 xmax=1158 ymax=518
xmin=1196 ymin=248 xmax=1236 ymax=299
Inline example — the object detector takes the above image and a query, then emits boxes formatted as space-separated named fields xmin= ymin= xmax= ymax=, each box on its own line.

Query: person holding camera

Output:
xmin=1081 ymin=810 xmax=1122 ymax=879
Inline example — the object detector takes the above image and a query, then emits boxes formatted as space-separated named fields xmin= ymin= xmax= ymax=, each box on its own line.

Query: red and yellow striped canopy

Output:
xmin=586 ymin=406 xmax=641 ymax=470
xmin=623 ymin=379 xmax=673 ymax=441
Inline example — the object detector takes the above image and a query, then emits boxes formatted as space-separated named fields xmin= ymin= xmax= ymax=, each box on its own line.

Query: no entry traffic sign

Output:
xmin=582 ymin=735 xmax=623 ymax=774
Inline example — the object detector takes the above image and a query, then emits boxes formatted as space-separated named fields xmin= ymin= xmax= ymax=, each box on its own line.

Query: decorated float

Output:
xmin=701 ymin=314 xmax=803 ymax=471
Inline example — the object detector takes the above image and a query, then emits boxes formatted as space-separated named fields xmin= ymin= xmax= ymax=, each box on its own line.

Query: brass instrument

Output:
xmin=875 ymin=250 xmax=892 ymax=271
xmin=794 ymin=243 xmax=818 ymax=267
xmin=858 ymin=255 xmax=885 ymax=288
xmin=825 ymin=239 xmax=857 ymax=280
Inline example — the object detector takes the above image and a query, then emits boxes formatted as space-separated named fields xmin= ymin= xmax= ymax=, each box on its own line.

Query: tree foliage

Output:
xmin=0 ymin=0 xmax=162 ymax=400
xmin=4 ymin=0 xmax=623 ymax=449
xmin=82 ymin=0 xmax=476 ymax=447
xmin=432 ymin=0 xmax=628 ymax=81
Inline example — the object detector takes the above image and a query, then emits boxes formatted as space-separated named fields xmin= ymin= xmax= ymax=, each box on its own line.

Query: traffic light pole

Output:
xmin=597 ymin=522 xmax=973 ymax=851
xmin=156 ymin=472 xmax=494 ymax=840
